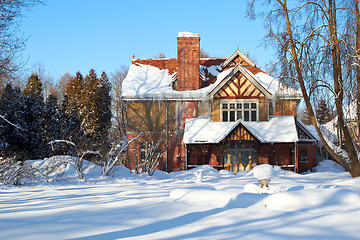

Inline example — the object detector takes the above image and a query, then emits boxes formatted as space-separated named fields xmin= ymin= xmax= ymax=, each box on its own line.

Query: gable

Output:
xmin=209 ymin=64 xmax=272 ymax=100
xmin=214 ymin=72 xmax=266 ymax=99
xmin=222 ymin=49 xmax=256 ymax=69
xmin=225 ymin=124 xmax=257 ymax=141
xmin=296 ymin=119 xmax=317 ymax=141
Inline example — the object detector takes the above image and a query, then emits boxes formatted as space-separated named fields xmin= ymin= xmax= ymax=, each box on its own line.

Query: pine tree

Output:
xmin=55 ymin=95 xmax=82 ymax=156
xmin=22 ymin=74 xmax=43 ymax=99
xmin=298 ymin=107 xmax=312 ymax=125
xmin=44 ymin=94 xmax=60 ymax=147
xmin=316 ymin=98 xmax=332 ymax=124
xmin=81 ymin=69 xmax=99 ymax=138
xmin=0 ymin=84 xmax=28 ymax=160
xmin=65 ymin=71 xmax=84 ymax=119
xmin=22 ymin=74 xmax=46 ymax=159
xmin=96 ymin=72 xmax=112 ymax=143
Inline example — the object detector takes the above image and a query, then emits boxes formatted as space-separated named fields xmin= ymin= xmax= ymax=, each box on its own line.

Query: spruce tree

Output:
xmin=316 ymin=98 xmax=332 ymax=124
xmin=81 ymin=69 xmax=98 ymax=138
xmin=22 ymin=74 xmax=46 ymax=159
xmin=44 ymin=94 xmax=60 ymax=154
xmin=0 ymin=84 xmax=28 ymax=160
xmin=96 ymin=72 xmax=112 ymax=143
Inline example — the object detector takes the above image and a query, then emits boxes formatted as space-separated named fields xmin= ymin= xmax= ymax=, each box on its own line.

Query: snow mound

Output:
xmin=219 ymin=169 xmax=235 ymax=175
xmin=170 ymin=165 xmax=219 ymax=181
xmin=253 ymin=164 xmax=273 ymax=180
xmin=244 ymin=183 xmax=284 ymax=194
xmin=170 ymin=187 xmax=236 ymax=207
xmin=264 ymin=188 xmax=360 ymax=211
xmin=152 ymin=170 xmax=170 ymax=179
xmin=314 ymin=160 xmax=346 ymax=173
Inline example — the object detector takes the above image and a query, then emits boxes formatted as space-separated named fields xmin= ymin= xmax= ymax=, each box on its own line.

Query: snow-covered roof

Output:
xmin=183 ymin=117 xmax=240 ymax=144
xmin=122 ymin=64 xmax=212 ymax=100
xmin=246 ymin=116 xmax=299 ymax=143
xmin=246 ymin=70 xmax=302 ymax=98
xmin=122 ymin=52 xmax=302 ymax=100
xmin=183 ymin=116 xmax=300 ymax=144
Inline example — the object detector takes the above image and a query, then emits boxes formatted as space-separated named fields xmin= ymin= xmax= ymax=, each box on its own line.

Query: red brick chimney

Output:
xmin=177 ymin=32 xmax=200 ymax=91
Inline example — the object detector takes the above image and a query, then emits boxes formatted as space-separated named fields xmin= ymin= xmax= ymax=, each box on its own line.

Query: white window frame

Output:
xmin=220 ymin=99 xmax=259 ymax=122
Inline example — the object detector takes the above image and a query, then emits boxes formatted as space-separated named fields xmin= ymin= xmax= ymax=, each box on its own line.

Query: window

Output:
xmin=221 ymin=100 xmax=258 ymax=122
xmin=139 ymin=143 xmax=147 ymax=163
xmin=300 ymin=149 xmax=307 ymax=162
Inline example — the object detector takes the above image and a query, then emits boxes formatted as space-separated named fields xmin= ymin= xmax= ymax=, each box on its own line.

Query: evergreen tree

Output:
xmin=55 ymin=95 xmax=82 ymax=156
xmin=44 ymin=94 xmax=60 ymax=150
xmin=315 ymin=98 xmax=332 ymax=124
xmin=96 ymin=72 xmax=112 ymax=143
xmin=22 ymin=74 xmax=44 ymax=99
xmin=65 ymin=71 xmax=84 ymax=119
xmin=81 ymin=69 xmax=98 ymax=138
xmin=22 ymin=74 xmax=46 ymax=159
xmin=0 ymin=84 xmax=28 ymax=160
xmin=298 ymin=107 xmax=312 ymax=125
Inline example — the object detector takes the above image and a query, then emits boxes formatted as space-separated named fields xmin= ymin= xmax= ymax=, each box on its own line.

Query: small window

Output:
xmin=222 ymin=111 xmax=228 ymax=121
xmin=244 ymin=103 xmax=250 ymax=109
xmin=230 ymin=103 xmax=235 ymax=109
xmin=236 ymin=111 xmax=242 ymax=120
xmin=139 ymin=143 xmax=146 ymax=163
xmin=222 ymin=103 xmax=228 ymax=109
xmin=244 ymin=111 xmax=250 ymax=121
xmin=251 ymin=103 xmax=257 ymax=109
xmin=236 ymin=103 xmax=242 ymax=109
xmin=300 ymin=149 xmax=307 ymax=162
xmin=229 ymin=111 xmax=235 ymax=121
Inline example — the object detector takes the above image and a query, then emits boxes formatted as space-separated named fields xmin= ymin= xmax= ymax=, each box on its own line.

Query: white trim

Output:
xmin=222 ymin=49 xmax=256 ymax=68
xmin=208 ymin=64 xmax=273 ymax=100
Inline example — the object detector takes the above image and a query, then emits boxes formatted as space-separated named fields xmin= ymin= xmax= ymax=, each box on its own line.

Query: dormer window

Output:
xmin=221 ymin=100 xmax=258 ymax=122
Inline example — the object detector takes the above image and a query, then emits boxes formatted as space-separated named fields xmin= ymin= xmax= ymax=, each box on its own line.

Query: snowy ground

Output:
xmin=1 ymin=160 xmax=360 ymax=240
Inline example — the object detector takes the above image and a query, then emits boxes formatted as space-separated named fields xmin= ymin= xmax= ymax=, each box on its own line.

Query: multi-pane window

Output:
xmin=221 ymin=101 xmax=258 ymax=122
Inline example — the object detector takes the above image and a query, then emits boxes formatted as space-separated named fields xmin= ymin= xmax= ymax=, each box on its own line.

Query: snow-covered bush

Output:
xmin=314 ymin=160 xmax=346 ymax=173
xmin=0 ymin=159 xmax=38 ymax=185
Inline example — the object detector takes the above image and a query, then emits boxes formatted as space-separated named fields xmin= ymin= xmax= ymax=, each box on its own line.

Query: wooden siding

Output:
xmin=198 ymin=100 xmax=210 ymax=117
xmin=226 ymin=55 xmax=252 ymax=68
xmin=274 ymin=100 xmax=298 ymax=116
xmin=215 ymin=74 xmax=265 ymax=99
xmin=258 ymin=99 xmax=267 ymax=121
xmin=227 ymin=125 xmax=255 ymax=141
xmin=126 ymin=101 xmax=176 ymax=133
xmin=211 ymin=100 xmax=220 ymax=121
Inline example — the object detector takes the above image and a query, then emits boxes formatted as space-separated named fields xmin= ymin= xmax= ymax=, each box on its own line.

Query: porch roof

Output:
xmin=183 ymin=116 xmax=299 ymax=144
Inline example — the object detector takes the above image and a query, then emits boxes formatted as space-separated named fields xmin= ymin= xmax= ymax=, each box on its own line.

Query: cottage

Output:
xmin=122 ymin=32 xmax=318 ymax=173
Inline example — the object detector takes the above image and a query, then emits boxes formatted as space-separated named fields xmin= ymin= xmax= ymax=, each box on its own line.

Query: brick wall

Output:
xmin=177 ymin=34 xmax=200 ymax=91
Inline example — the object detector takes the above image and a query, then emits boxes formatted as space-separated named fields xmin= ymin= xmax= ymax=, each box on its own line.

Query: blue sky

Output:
xmin=21 ymin=0 xmax=274 ymax=81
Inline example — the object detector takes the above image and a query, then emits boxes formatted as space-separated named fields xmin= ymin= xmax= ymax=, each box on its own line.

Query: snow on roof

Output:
xmin=183 ymin=118 xmax=240 ymax=144
xmin=177 ymin=32 xmax=199 ymax=37
xmin=123 ymin=56 xmax=301 ymax=100
xmin=122 ymin=64 xmax=173 ymax=96
xmin=246 ymin=116 xmax=299 ymax=143
xmin=184 ymin=116 xmax=299 ymax=144
xmin=247 ymin=70 xmax=302 ymax=98
xmin=122 ymin=63 xmax=232 ymax=100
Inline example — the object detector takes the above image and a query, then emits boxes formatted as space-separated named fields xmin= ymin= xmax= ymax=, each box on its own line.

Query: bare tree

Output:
xmin=248 ymin=0 xmax=360 ymax=177
xmin=154 ymin=52 xmax=166 ymax=59
xmin=133 ymin=137 xmax=164 ymax=176
xmin=111 ymin=66 xmax=129 ymax=140
xmin=0 ymin=0 xmax=42 ymax=85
